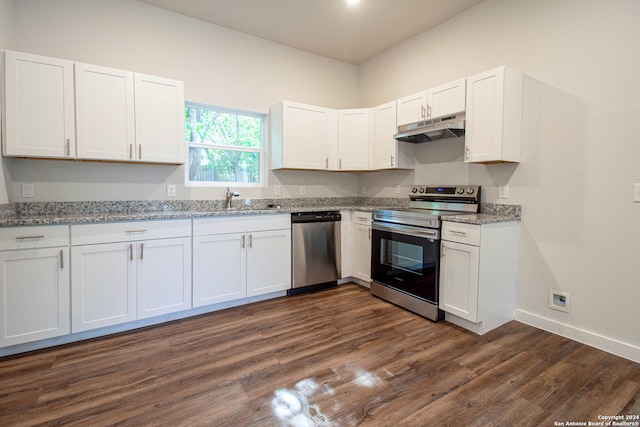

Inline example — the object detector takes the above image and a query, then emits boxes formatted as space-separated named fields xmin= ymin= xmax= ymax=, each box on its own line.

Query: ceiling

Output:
xmin=137 ymin=0 xmax=485 ymax=64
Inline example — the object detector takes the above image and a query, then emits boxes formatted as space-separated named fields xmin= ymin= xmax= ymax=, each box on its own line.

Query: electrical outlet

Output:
xmin=394 ymin=185 xmax=400 ymax=194
xmin=21 ymin=183 xmax=35 ymax=198
xmin=274 ymin=185 xmax=281 ymax=196
xmin=549 ymin=290 xmax=570 ymax=313
xmin=634 ymin=183 xmax=640 ymax=202
xmin=498 ymin=184 xmax=509 ymax=199
xmin=361 ymin=185 xmax=366 ymax=194
xmin=166 ymin=184 xmax=177 ymax=197
xmin=299 ymin=186 xmax=306 ymax=196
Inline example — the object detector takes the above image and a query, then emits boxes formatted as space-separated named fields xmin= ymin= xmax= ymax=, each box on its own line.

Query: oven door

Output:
xmin=371 ymin=222 xmax=440 ymax=304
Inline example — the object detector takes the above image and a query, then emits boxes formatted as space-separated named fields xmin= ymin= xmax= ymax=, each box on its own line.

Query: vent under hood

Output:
xmin=394 ymin=112 xmax=465 ymax=143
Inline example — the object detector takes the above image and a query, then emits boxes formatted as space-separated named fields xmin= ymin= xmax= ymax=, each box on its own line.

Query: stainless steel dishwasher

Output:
xmin=288 ymin=211 xmax=341 ymax=296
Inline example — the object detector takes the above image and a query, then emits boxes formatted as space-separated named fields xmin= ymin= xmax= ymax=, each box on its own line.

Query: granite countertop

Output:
xmin=0 ymin=199 xmax=520 ymax=227
xmin=441 ymin=203 xmax=521 ymax=225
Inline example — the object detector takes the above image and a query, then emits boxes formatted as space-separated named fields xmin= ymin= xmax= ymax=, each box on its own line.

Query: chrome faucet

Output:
xmin=225 ymin=187 xmax=240 ymax=209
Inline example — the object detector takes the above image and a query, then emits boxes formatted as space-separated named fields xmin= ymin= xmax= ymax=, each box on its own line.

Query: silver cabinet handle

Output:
xmin=15 ymin=235 xmax=44 ymax=240
xmin=128 ymin=244 xmax=133 ymax=261
xmin=248 ymin=234 xmax=253 ymax=248
xmin=66 ymin=139 xmax=70 ymax=157
xmin=325 ymin=158 xmax=329 ymax=169
xmin=126 ymin=229 xmax=147 ymax=233
xmin=339 ymin=159 xmax=342 ymax=170
xmin=139 ymin=243 xmax=144 ymax=260
xmin=129 ymin=144 xmax=133 ymax=160
xmin=59 ymin=249 xmax=64 ymax=269
xmin=368 ymin=228 xmax=371 ymax=240
xmin=241 ymin=235 xmax=245 ymax=248
xmin=390 ymin=155 xmax=394 ymax=167
xmin=449 ymin=230 xmax=467 ymax=236
xmin=465 ymin=146 xmax=471 ymax=162
xmin=427 ymin=104 xmax=432 ymax=118
xmin=421 ymin=105 xmax=426 ymax=119
xmin=138 ymin=144 xmax=142 ymax=160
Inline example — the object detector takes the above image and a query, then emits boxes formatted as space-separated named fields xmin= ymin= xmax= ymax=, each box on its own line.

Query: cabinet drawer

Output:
xmin=71 ymin=219 xmax=191 ymax=245
xmin=194 ymin=214 xmax=289 ymax=236
xmin=0 ymin=225 xmax=69 ymax=251
xmin=442 ymin=222 xmax=480 ymax=246
xmin=353 ymin=211 xmax=372 ymax=225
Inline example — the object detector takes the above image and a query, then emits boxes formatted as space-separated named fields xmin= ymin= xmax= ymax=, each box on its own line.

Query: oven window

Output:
xmin=371 ymin=228 xmax=439 ymax=303
xmin=381 ymin=240 xmax=424 ymax=274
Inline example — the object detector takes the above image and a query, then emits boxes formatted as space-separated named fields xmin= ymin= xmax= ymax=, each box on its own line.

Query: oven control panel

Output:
xmin=410 ymin=185 xmax=480 ymax=198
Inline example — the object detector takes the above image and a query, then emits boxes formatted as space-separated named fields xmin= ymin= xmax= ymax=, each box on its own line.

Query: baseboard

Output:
xmin=515 ymin=309 xmax=640 ymax=363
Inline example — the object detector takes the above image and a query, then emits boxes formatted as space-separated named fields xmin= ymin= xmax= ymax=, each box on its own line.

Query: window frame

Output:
xmin=184 ymin=101 xmax=267 ymax=188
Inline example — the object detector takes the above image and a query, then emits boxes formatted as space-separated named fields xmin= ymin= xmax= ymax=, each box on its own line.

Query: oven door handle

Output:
xmin=372 ymin=222 xmax=440 ymax=239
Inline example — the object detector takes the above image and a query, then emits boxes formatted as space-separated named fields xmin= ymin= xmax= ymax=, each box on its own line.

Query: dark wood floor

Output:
xmin=1 ymin=284 xmax=638 ymax=426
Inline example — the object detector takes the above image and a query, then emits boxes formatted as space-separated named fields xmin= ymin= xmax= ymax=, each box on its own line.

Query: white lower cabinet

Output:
xmin=193 ymin=215 xmax=291 ymax=307
xmin=71 ymin=220 xmax=191 ymax=332
xmin=351 ymin=211 xmax=372 ymax=283
xmin=439 ymin=220 xmax=519 ymax=335
xmin=0 ymin=226 xmax=70 ymax=347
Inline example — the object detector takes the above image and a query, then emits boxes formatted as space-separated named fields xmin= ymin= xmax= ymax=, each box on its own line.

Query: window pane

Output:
xmin=188 ymin=147 xmax=260 ymax=183
xmin=185 ymin=107 xmax=261 ymax=148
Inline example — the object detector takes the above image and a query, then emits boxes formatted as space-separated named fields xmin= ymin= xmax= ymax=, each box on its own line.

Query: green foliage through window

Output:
xmin=185 ymin=104 xmax=264 ymax=185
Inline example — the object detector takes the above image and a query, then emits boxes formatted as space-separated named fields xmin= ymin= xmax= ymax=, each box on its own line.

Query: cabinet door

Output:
xmin=428 ymin=78 xmax=466 ymax=118
xmin=71 ymin=243 xmax=136 ymax=332
xmin=281 ymin=101 xmax=335 ymax=170
xmin=134 ymin=73 xmax=185 ymax=164
xmin=352 ymin=222 xmax=371 ymax=282
xmin=192 ymin=233 xmax=246 ymax=307
xmin=3 ymin=50 xmax=75 ymax=158
xmin=337 ymin=109 xmax=370 ymax=171
xmin=246 ymin=229 xmax=291 ymax=297
xmin=0 ymin=248 xmax=69 ymax=347
xmin=396 ymin=90 xmax=428 ymax=126
xmin=137 ymin=237 xmax=192 ymax=319
xmin=75 ymin=63 xmax=135 ymax=161
xmin=465 ymin=67 xmax=522 ymax=163
xmin=440 ymin=240 xmax=480 ymax=322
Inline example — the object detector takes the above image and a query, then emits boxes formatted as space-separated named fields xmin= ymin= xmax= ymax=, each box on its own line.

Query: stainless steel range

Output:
xmin=370 ymin=185 xmax=481 ymax=321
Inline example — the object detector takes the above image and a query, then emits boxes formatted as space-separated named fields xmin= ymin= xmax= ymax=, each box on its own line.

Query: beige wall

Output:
xmin=5 ymin=0 xmax=361 ymax=201
xmin=359 ymin=0 xmax=640 ymax=360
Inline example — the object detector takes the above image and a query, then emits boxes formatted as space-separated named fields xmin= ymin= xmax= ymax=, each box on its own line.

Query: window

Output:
xmin=185 ymin=103 xmax=265 ymax=187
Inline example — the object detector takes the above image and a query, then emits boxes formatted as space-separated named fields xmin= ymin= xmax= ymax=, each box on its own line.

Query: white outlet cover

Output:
xmin=498 ymin=184 xmax=509 ymax=199
xmin=166 ymin=184 xmax=177 ymax=197
xmin=21 ymin=183 xmax=35 ymax=198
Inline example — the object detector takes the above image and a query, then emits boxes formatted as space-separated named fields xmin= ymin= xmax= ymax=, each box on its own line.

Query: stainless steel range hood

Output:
xmin=394 ymin=112 xmax=465 ymax=143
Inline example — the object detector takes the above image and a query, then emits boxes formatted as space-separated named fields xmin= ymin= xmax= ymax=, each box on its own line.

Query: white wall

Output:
xmin=0 ymin=0 xmax=14 ymax=203
xmin=5 ymin=0 xmax=361 ymax=201
xmin=359 ymin=0 xmax=640 ymax=361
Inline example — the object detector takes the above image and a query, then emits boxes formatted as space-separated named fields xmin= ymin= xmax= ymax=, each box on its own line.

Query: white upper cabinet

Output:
xmin=396 ymin=90 xmax=428 ymax=126
xmin=3 ymin=50 xmax=185 ymax=164
xmin=371 ymin=101 xmax=414 ymax=170
xmin=465 ymin=66 xmax=523 ymax=163
xmin=270 ymin=100 xmax=336 ymax=170
xmin=2 ymin=50 xmax=76 ymax=158
xmin=75 ymin=63 xmax=136 ymax=161
xmin=396 ymin=78 xmax=466 ymax=126
xmin=429 ymin=78 xmax=466 ymax=118
xmin=134 ymin=73 xmax=185 ymax=164
xmin=337 ymin=108 xmax=370 ymax=171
